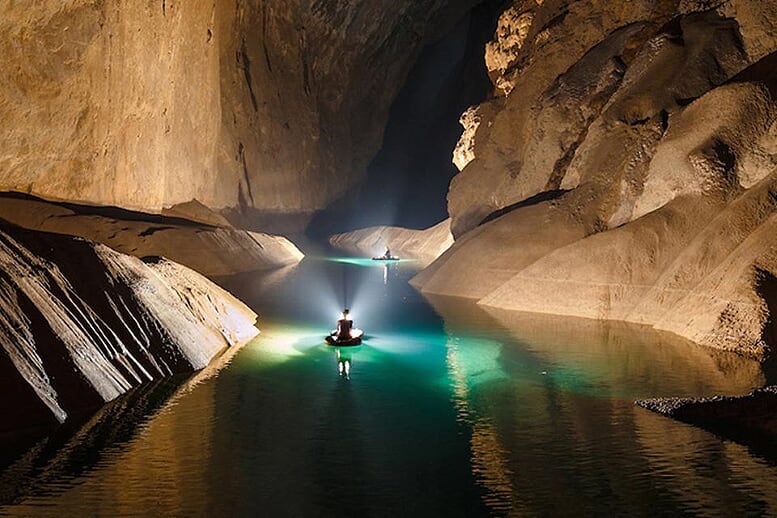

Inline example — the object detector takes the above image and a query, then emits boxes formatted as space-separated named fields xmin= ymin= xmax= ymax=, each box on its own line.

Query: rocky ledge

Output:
xmin=0 ymin=222 xmax=259 ymax=432
xmin=637 ymin=386 xmax=777 ymax=460
xmin=0 ymin=193 xmax=304 ymax=277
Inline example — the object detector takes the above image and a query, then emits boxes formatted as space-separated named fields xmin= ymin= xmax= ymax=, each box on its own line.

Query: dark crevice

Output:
xmin=539 ymin=7 xmax=570 ymax=34
xmin=262 ymin=3 xmax=272 ymax=72
xmin=756 ymin=268 xmax=777 ymax=356
xmin=238 ymin=37 xmax=259 ymax=112
xmin=727 ymin=49 xmax=777 ymax=97
xmin=545 ymin=141 xmax=581 ymax=190
xmin=138 ymin=226 xmax=174 ymax=237
xmin=659 ymin=108 xmax=670 ymax=132
xmin=300 ymin=28 xmax=311 ymax=96
xmin=478 ymin=189 xmax=569 ymax=227
xmin=238 ymin=142 xmax=255 ymax=207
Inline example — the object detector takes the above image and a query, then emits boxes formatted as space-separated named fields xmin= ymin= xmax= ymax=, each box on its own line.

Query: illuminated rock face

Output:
xmin=0 ymin=194 xmax=304 ymax=277
xmin=416 ymin=0 xmax=777 ymax=358
xmin=0 ymin=0 xmax=473 ymax=222
xmin=0 ymin=224 xmax=259 ymax=431
xmin=329 ymin=219 xmax=454 ymax=265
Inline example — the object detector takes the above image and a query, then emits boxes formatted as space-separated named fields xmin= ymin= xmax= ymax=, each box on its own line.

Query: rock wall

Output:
xmin=0 ymin=194 xmax=304 ymax=277
xmin=0 ymin=0 xmax=475 ymax=224
xmin=0 ymin=223 xmax=259 ymax=431
xmin=415 ymin=0 xmax=777 ymax=359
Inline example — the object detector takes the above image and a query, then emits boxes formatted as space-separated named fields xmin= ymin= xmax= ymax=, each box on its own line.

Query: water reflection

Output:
xmin=425 ymin=294 xmax=773 ymax=515
xmin=3 ymin=257 xmax=775 ymax=516
xmin=334 ymin=345 xmax=361 ymax=380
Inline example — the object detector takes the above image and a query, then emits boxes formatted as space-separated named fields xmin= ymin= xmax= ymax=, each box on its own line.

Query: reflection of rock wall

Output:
xmin=0 ymin=1 xmax=473 ymax=221
xmin=427 ymin=294 xmax=773 ymax=515
xmin=418 ymin=1 xmax=777 ymax=358
xmin=0 ymin=224 xmax=258 ymax=431
xmin=329 ymin=219 xmax=453 ymax=264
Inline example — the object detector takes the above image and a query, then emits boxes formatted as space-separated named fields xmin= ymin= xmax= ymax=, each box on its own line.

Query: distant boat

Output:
xmin=371 ymin=256 xmax=400 ymax=261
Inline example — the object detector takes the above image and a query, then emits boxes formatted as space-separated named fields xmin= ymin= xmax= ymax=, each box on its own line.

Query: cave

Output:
xmin=3 ymin=1 xmax=777 ymax=515
xmin=306 ymin=0 xmax=502 ymax=237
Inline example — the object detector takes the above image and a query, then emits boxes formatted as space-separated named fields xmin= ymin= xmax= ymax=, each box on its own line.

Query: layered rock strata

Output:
xmin=0 ymin=0 xmax=475 ymax=224
xmin=0 ymin=194 xmax=304 ymax=277
xmin=0 ymin=223 xmax=259 ymax=431
xmin=415 ymin=0 xmax=777 ymax=359
xmin=329 ymin=219 xmax=454 ymax=265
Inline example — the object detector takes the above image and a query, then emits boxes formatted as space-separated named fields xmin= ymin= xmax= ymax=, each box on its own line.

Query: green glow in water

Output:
xmin=323 ymin=256 xmax=416 ymax=267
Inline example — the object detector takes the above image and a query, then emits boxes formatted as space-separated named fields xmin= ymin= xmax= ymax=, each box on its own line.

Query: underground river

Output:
xmin=1 ymin=255 xmax=777 ymax=516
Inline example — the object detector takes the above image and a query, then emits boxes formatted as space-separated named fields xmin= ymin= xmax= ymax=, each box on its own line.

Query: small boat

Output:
xmin=325 ymin=328 xmax=363 ymax=346
xmin=371 ymin=256 xmax=400 ymax=261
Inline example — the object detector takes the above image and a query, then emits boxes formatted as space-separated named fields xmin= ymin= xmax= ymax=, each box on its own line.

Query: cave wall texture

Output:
xmin=0 ymin=0 xmax=476 ymax=222
xmin=414 ymin=0 xmax=777 ymax=359
xmin=0 ymin=223 xmax=259 ymax=430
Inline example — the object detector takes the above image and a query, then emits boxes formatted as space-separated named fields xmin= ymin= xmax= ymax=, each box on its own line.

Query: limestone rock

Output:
xmin=0 ymin=0 xmax=475 ymax=223
xmin=161 ymin=199 xmax=234 ymax=228
xmin=447 ymin=2 xmax=772 ymax=238
xmin=0 ymin=223 xmax=259 ymax=431
xmin=0 ymin=194 xmax=304 ymax=277
xmin=329 ymin=219 xmax=454 ymax=265
xmin=419 ymin=1 xmax=777 ymax=359
xmin=452 ymin=106 xmax=482 ymax=171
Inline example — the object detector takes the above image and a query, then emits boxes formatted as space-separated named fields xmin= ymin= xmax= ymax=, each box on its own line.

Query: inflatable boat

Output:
xmin=325 ymin=328 xmax=363 ymax=346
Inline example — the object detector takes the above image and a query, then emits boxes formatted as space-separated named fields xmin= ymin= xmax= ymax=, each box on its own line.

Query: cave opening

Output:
xmin=306 ymin=0 xmax=505 ymax=239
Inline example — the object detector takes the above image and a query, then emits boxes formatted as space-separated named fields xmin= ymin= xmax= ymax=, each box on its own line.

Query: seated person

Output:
xmin=336 ymin=309 xmax=353 ymax=339
xmin=384 ymin=247 xmax=392 ymax=259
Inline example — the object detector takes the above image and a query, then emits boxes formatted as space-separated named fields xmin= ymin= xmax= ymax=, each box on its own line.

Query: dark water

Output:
xmin=2 ymin=256 xmax=777 ymax=516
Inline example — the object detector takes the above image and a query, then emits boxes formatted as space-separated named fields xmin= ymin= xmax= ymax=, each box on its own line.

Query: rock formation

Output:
xmin=329 ymin=219 xmax=454 ymax=265
xmin=637 ymin=385 xmax=777 ymax=460
xmin=0 ymin=194 xmax=304 ymax=277
xmin=414 ymin=0 xmax=777 ymax=359
xmin=0 ymin=0 xmax=476 ymax=228
xmin=0 ymin=223 xmax=259 ymax=431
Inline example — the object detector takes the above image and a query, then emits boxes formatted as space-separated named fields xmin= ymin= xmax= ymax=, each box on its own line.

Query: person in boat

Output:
xmin=384 ymin=246 xmax=393 ymax=259
xmin=336 ymin=309 xmax=354 ymax=340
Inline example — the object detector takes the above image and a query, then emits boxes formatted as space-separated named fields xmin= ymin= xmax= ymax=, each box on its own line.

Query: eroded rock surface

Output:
xmin=329 ymin=219 xmax=454 ymax=265
xmin=0 ymin=194 xmax=304 ymax=277
xmin=0 ymin=223 xmax=259 ymax=431
xmin=415 ymin=0 xmax=777 ymax=359
xmin=0 ymin=0 xmax=475 ymax=225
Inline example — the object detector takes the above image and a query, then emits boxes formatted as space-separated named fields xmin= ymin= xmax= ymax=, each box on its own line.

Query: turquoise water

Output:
xmin=1 ymin=256 xmax=777 ymax=516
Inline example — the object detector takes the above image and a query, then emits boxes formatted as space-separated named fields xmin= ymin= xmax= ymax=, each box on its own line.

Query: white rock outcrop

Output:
xmin=0 ymin=224 xmax=259 ymax=430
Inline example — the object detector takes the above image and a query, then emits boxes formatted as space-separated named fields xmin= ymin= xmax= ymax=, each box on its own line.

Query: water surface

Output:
xmin=1 ymin=256 xmax=776 ymax=516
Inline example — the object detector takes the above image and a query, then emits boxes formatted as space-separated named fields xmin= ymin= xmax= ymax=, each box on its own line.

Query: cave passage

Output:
xmin=307 ymin=1 xmax=502 ymax=238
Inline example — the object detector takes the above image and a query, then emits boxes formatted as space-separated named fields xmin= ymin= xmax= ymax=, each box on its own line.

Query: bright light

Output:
xmin=246 ymin=324 xmax=324 ymax=365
